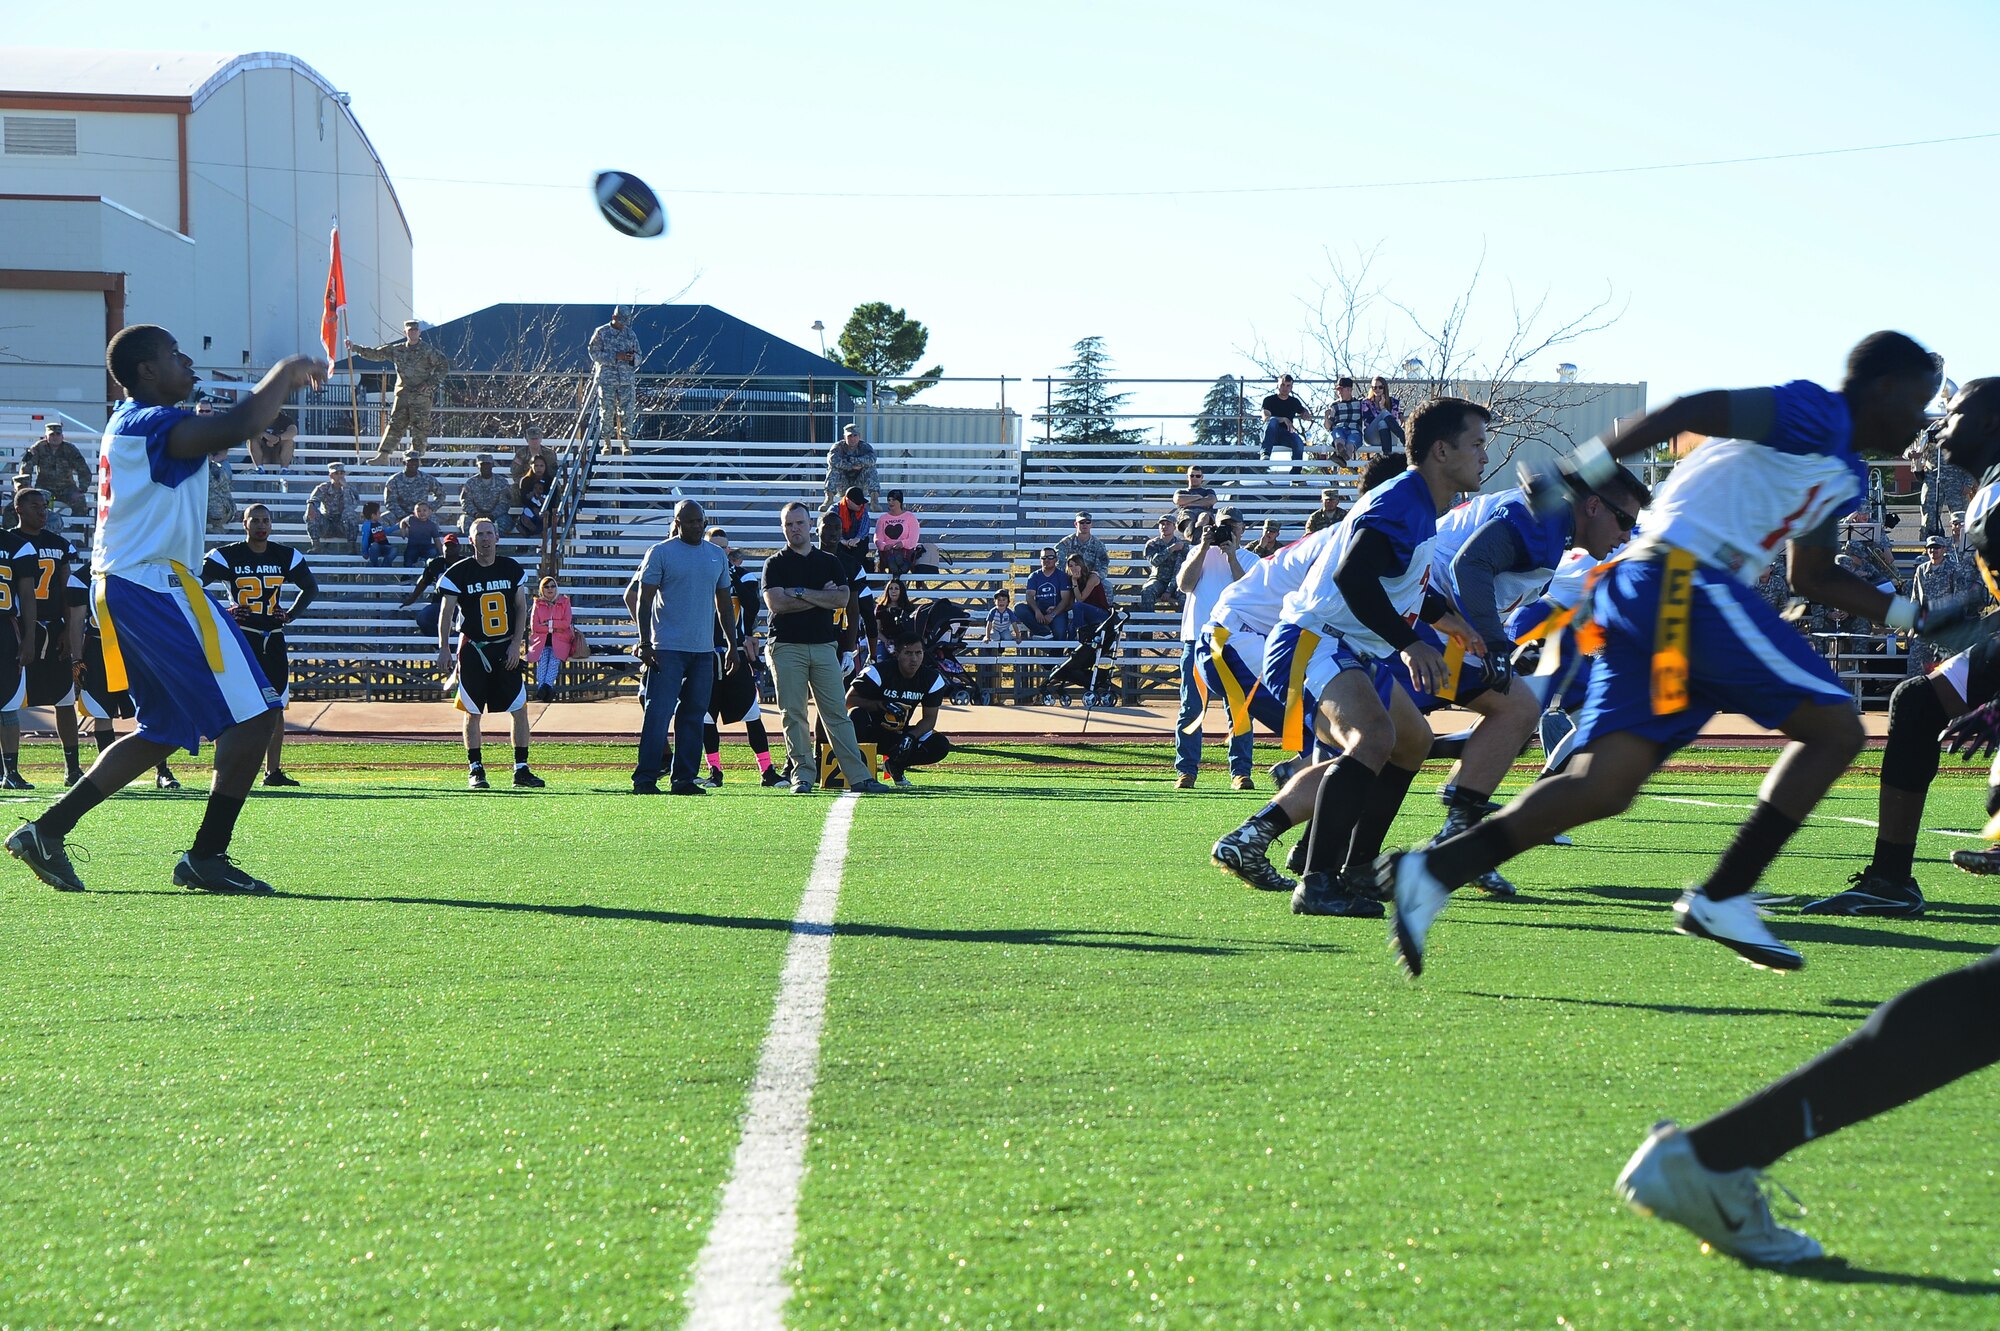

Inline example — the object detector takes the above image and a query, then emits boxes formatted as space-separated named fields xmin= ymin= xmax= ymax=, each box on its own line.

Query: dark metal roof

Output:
xmin=403 ymin=303 xmax=863 ymax=392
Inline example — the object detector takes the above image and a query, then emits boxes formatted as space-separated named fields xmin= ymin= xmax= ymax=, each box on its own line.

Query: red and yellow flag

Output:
xmin=320 ymin=225 xmax=346 ymax=363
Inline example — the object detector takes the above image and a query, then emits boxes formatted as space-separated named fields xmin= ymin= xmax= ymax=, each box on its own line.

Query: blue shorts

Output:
xmin=1570 ymin=558 xmax=1851 ymax=752
xmin=1263 ymin=622 xmax=1396 ymax=753
xmin=1197 ymin=626 xmax=1286 ymax=737
xmin=98 ymin=574 xmax=279 ymax=755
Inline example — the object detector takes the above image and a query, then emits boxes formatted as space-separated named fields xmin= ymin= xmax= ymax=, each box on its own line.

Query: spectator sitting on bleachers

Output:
xmin=511 ymin=428 xmax=550 ymax=484
xmin=398 ymin=531 xmax=461 ymax=636
xmin=1140 ymin=513 xmax=1188 ymax=612
xmin=459 ymin=451 xmax=514 ymax=535
xmin=1320 ymin=376 xmax=1369 ymax=464
xmin=825 ymin=424 xmax=881 ymax=508
xmin=1053 ymin=511 xmax=1109 ymax=581
xmin=383 ymin=451 xmax=445 ymax=525
xmin=1304 ymin=487 xmax=1346 ymax=534
xmin=1173 ymin=466 xmax=1216 ymax=533
xmin=831 ymin=486 xmax=872 ymax=582
xmin=249 ymin=410 xmax=298 ymax=475
xmin=1838 ymin=515 xmax=1900 ymax=593
xmin=515 ymin=453 xmax=554 ymax=537
xmin=1364 ymin=376 xmax=1405 ymax=453
xmin=1064 ymin=552 xmax=1111 ymax=638
xmin=874 ymin=577 xmax=914 ymax=655
xmin=1248 ymin=519 xmax=1283 ymax=559
xmin=358 ymin=500 xmax=395 ymax=566
xmin=398 ymin=501 xmax=442 ymax=566
xmin=1011 ymin=548 xmax=1073 ymax=639
xmin=874 ymin=490 xmax=931 ymax=575
xmin=22 ymin=422 xmax=91 ymax=517
xmin=305 ymin=460 xmax=360 ymax=553
xmin=985 ymin=589 xmax=1027 ymax=645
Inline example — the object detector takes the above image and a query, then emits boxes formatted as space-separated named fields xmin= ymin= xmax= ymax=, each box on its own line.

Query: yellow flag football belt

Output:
xmin=1649 ymin=547 xmax=1697 ymax=716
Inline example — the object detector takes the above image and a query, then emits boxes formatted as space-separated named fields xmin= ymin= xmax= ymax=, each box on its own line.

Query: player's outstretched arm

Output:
xmin=167 ymin=356 xmax=328 ymax=459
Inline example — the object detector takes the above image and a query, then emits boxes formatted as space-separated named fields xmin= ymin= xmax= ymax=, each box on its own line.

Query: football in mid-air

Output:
xmin=593 ymin=171 xmax=666 ymax=238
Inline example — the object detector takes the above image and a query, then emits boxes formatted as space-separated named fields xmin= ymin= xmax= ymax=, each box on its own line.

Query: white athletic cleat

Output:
xmin=1672 ymin=890 xmax=1803 ymax=971
xmin=1616 ymin=1121 xmax=1824 ymax=1265
xmin=1384 ymin=851 xmax=1451 ymax=978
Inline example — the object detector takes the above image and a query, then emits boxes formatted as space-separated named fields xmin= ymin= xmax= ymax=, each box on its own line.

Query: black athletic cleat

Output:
xmin=63 ymin=768 xmax=84 ymax=788
xmin=6 ymin=821 xmax=85 ymax=891
xmin=156 ymin=769 xmax=183 ymax=790
xmin=760 ymin=767 xmax=788 ymax=788
xmin=468 ymin=765 xmax=491 ymax=791
xmin=260 ymin=770 xmax=298 ymax=788
xmin=1951 ymin=845 xmax=2000 ymax=876
xmin=173 ymin=852 xmax=272 ymax=895
xmin=512 ymin=767 xmax=546 ymax=789
xmin=1798 ymin=870 xmax=1924 ymax=919
xmin=1291 ymin=870 xmax=1385 ymax=918
xmin=1 ymin=770 xmax=33 ymax=791
xmin=706 ymin=765 xmax=725 ymax=787
xmin=1283 ymin=834 xmax=1309 ymax=876
xmin=1212 ymin=826 xmax=1297 ymax=893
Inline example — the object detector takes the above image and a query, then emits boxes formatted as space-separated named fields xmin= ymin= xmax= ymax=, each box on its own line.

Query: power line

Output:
xmin=40 ymin=128 xmax=2000 ymax=201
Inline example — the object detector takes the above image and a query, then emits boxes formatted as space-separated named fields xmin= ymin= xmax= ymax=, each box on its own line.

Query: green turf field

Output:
xmin=3 ymin=741 xmax=1998 ymax=1329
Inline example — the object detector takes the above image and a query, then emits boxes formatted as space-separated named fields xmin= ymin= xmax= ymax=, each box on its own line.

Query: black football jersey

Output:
xmin=438 ymin=555 xmax=528 ymax=644
xmin=850 ymin=657 xmax=945 ymax=733
xmin=0 ymin=532 xmax=35 ymax=624
xmin=203 ymin=541 xmax=311 ymax=632
xmin=11 ymin=527 xmax=76 ymax=624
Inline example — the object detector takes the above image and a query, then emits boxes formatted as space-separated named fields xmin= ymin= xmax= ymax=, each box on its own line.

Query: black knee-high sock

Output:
xmin=94 ymin=730 xmax=114 ymax=755
xmin=1427 ymin=819 xmax=1523 ymax=891
xmin=467 ymin=746 xmax=484 ymax=768
xmin=745 ymin=717 xmax=771 ymax=755
xmin=190 ymin=795 xmax=245 ymax=858
xmin=1303 ymin=757 xmax=1377 ymax=876
xmin=1345 ymin=762 xmax=1421 ymax=871
xmin=1686 ymin=950 xmax=2000 ymax=1173
xmin=37 ymin=779 xmax=109 ymax=838
xmin=703 ymin=721 xmax=720 ymax=758
xmin=1869 ymin=835 xmax=1916 ymax=883
xmin=61 ymin=743 xmax=80 ymax=773
xmin=1700 ymin=801 xmax=1804 ymax=901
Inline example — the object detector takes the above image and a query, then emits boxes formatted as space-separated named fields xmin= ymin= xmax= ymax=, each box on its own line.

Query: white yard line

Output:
xmin=684 ymin=791 xmax=858 ymax=1331
xmin=1644 ymin=794 xmax=1979 ymax=841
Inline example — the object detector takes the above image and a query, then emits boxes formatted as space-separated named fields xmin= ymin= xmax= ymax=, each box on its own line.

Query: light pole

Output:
xmin=811 ymin=319 xmax=826 ymax=358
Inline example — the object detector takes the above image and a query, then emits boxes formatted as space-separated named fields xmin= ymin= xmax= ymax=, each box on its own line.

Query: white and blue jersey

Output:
xmin=1196 ymin=526 xmax=1336 ymax=736
xmin=1431 ymin=486 xmax=1572 ymax=621
xmin=1630 ymin=379 xmax=1867 ymax=584
xmin=1277 ymin=467 xmax=1441 ymax=659
xmin=86 ymin=400 xmax=277 ymax=752
xmin=1575 ymin=379 xmax=1861 ymax=751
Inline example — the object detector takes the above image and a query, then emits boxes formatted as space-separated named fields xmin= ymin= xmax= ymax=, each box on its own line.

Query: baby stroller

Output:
xmin=913 ymin=596 xmax=985 ymax=705
xmin=1041 ymin=607 xmax=1131 ymax=717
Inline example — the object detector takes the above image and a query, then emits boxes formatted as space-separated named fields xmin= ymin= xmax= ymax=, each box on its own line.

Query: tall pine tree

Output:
xmin=1191 ymin=374 xmax=1255 ymax=450
xmin=1048 ymin=336 xmax=1148 ymax=447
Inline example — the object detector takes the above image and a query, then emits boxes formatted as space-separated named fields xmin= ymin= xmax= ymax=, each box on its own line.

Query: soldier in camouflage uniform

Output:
xmin=21 ymin=422 xmax=92 ymax=515
xmin=382 ymin=451 xmax=445 ymax=525
xmin=458 ymin=452 xmax=515 ymax=535
xmin=1907 ymin=532 xmax=1994 ymax=675
xmin=349 ymin=320 xmax=451 ymax=463
xmin=587 ymin=306 xmax=641 ymax=454
xmin=1905 ymin=417 xmax=1974 ymax=539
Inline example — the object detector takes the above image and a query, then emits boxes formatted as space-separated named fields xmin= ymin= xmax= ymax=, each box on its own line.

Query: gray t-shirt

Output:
xmin=637 ymin=538 xmax=729 ymax=653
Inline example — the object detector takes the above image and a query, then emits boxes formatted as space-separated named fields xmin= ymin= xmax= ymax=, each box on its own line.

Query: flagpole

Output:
xmin=343 ymin=305 xmax=362 ymax=461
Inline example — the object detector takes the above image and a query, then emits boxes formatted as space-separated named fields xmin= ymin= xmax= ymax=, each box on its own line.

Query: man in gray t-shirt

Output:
xmin=628 ymin=499 xmax=741 ymax=793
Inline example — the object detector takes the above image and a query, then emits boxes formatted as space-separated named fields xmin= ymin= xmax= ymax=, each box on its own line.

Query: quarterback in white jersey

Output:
xmin=4 ymin=325 xmax=325 ymax=898
xmin=1389 ymin=331 xmax=1943 ymax=980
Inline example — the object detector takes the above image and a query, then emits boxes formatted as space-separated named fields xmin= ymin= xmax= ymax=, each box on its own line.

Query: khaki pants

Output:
xmin=770 ymin=640 xmax=869 ymax=786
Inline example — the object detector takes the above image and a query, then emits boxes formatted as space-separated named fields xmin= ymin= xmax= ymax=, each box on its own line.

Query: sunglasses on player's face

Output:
xmin=1600 ymin=497 xmax=1638 ymax=531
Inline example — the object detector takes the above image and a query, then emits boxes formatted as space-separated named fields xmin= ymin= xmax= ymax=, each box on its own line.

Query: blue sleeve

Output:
xmin=1760 ymin=380 xmax=1853 ymax=457
xmin=127 ymin=405 xmax=205 ymax=488
xmin=1494 ymin=498 xmax=1570 ymax=569
xmin=1506 ymin=599 xmax=1558 ymax=641
xmin=1351 ymin=477 xmax=1430 ymax=566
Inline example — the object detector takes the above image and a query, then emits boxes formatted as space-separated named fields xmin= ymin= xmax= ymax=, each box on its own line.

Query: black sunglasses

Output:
xmin=1599 ymin=496 xmax=1638 ymax=531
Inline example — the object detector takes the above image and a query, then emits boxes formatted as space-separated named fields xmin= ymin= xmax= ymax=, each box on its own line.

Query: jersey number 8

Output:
xmin=479 ymin=591 xmax=509 ymax=637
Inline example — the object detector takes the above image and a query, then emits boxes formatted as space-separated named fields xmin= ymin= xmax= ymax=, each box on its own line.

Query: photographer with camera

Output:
xmin=1172 ymin=505 xmax=1252 ymax=789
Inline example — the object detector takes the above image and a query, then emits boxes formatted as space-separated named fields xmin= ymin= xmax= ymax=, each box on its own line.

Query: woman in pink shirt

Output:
xmin=527 ymin=575 xmax=576 ymax=702
xmin=874 ymin=489 xmax=927 ymax=575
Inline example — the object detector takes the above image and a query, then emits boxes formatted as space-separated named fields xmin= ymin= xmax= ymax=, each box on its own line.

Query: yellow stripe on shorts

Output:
xmin=92 ymin=578 xmax=127 ymax=694
xmin=1650 ymin=547 xmax=1696 ymax=715
xmin=169 ymin=561 xmax=226 ymax=673
xmin=1280 ymin=629 xmax=1319 ymax=754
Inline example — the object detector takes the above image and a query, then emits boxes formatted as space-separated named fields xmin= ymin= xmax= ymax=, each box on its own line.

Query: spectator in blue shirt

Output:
xmin=1010 ymin=547 xmax=1074 ymax=638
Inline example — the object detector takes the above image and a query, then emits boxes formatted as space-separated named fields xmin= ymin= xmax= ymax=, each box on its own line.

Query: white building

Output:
xmin=0 ymin=48 xmax=413 ymax=418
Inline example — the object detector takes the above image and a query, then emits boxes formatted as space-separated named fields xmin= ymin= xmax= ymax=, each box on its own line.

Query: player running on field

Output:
xmin=1800 ymin=377 xmax=2000 ymax=913
xmin=1252 ymin=399 xmax=1491 ymax=919
xmin=1386 ymin=331 xmax=1943 ymax=976
xmin=6 ymin=323 xmax=324 ymax=895
xmin=437 ymin=517 xmax=544 ymax=790
xmin=203 ymin=502 xmax=318 ymax=788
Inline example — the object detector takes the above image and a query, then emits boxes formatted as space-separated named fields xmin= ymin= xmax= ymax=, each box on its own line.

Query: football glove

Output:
xmin=1941 ymin=702 xmax=2000 ymax=763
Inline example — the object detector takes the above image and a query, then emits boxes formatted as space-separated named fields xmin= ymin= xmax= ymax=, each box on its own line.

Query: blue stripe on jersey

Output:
xmin=107 ymin=401 xmax=203 ymax=488
xmin=1351 ymin=468 xmax=1436 ymax=567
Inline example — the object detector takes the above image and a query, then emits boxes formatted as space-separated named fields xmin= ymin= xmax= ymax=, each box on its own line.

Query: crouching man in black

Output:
xmin=847 ymin=627 xmax=952 ymax=788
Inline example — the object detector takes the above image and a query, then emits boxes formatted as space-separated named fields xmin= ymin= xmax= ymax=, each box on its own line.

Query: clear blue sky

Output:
xmin=13 ymin=1 xmax=1997 ymax=419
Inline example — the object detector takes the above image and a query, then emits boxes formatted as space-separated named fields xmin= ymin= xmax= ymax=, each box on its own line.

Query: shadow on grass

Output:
xmin=1456 ymin=911 xmax=1995 ymax=956
xmin=293 ymin=892 xmax=1345 ymax=957
xmin=1459 ymin=990 xmax=1865 ymax=1023
xmin=1783 ymin=1257 xmax=2000 ymax=1295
